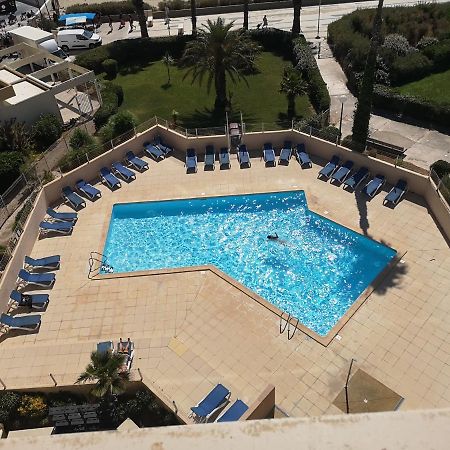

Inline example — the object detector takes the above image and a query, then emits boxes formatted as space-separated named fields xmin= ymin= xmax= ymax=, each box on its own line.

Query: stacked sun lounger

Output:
xmin=190 ymin=383 xmax=231 ymax=423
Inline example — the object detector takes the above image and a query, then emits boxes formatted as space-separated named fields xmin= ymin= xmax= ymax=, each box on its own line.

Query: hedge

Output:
xmin=94 ymin=82 xmax=123 ymax=129
xmin=390 ymin=52 xmax=433 ymax=85
xmin=66 ymin=1 xmax=152 ymax=16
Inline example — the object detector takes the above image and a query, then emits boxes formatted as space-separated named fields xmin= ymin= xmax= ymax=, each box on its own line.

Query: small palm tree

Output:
xmin=131 ymin=0 xmax=149 ymax=38
xmin=279 ymin=66 xmax=308 ymax=119
xmin=162 ymin=52 xmax=174 ymax=84
xmin=76 ymin=350 xmax=130 ymax=398
xmin=181 ymin=17 xmax=260 ymax=110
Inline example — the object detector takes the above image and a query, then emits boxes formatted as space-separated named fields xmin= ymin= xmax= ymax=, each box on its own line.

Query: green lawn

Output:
xmin=111 ymin=52 xmax=314 ymax=128
xmin=397 ymin=69 xmax=450 ymax=106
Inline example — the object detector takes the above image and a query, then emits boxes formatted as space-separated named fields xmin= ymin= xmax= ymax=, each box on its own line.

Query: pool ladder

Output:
xmin=280 ymin=312 xmax=299 ymax=340
xmin=88 ymin=251 xmax=114 ymax=279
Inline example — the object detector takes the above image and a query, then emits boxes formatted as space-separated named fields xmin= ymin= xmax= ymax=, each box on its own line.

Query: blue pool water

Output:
xmin=102 ymin=191 xmax=396 ymax=336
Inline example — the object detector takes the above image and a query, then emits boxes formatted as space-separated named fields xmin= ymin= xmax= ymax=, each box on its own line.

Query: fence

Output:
xmin=430 ymin=169 xmax=450 ymax=211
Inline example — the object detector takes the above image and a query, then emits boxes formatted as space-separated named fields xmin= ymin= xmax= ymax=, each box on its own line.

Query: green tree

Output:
xmin=292 ymin=0 xmax=303 ymax=35
xmin=181 ymin=18 xmax=260 ymax=110
xmin=243 ymin=0 xmax=249 ymax=30
xmin=0 ymin=119 xmax=33 ymax=154
xmin=190 ymin=0 xmax=197 ymax=37
xmin=279 ymin=66 xmax=308 ymax=119
xmin=162 ymin=52 xmax=174 ymax=84
xmin=76 ymin=350 xmax=130 ymax=398
xmin=131 ymin=0 xmax=149 ymax=38
xmin=32 ymin=113 xmax=63 ymax=151
xmin=351 ymin=0 xmax=385 ymax=152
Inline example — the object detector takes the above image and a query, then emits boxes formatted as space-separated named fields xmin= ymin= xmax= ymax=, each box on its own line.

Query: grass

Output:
xmin=397 ymin=69 xmax=450 ymax=106
xmin=109 ymin=52 xmax=314 ymax=128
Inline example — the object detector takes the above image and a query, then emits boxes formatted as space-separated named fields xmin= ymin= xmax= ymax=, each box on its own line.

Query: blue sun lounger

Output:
xmin=97 ymin=341 xmax=114 ymax=354
xmin=62 ymin=187 xmax=86 ymax=209
xmin=143 ymin=142 xmax=164 ymax=161
xmin=384 ymin=179 xmax=408 ymax=206
xmin=125 ymin=151 xmax=148 ymax=171
xmin=318 ymin=155 xmax=340 ymax=179
xmin=76 ymin=180 xmax=101 ymax=200
xmin=154 ymin=136 xmax=173 ymax=156
xmin=363 ymin=174 xmax=386 ymax=198
xmin=24 ymin=255 xmax=60 ymax=270
xmin=190 ymin=383 xmax=231 ymax=423
xmin=238 ymin=144 xmax=251 ymax=167
xmin=100 ymin=167 xmax=121 ymax=189
xmin=263 ymin=143 xmax=276 ymax=166
xmin=296 ymin=143 xmax=312 ymax=168
xmin=185 ymin=148 xmax=198 ymax=172
xmin=279 ymin=141 xmax=292 ymax=164
xmin=9 ymin=290 xmax=49 ymax=309
xmin=18 ymin=269 xmax=55 ymax=287
xmin=216 ymin=399 xmax=249 ymax=423
xmin=46 ymin=208 xmax=77 ymax=223
xmin=343 ymin=167 xmax=369 ymax=191
xmin=204 ymin=145 xmax=215 ymax=169
xmin=39 ymin=221 xmax=73 ymax=235
xmin=112 ymin=162 xmax=136 ymax=181
xmin=0 ymin=313 xmax=41 ymax=332
xmin=219 ymin=147 xmax=231 ymax=168
xmin=331 ymin=160 xmax=354 ymax=184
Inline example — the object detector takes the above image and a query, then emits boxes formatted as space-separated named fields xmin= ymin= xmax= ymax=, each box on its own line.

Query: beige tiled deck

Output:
xmin=0 ymin=152 xmax=449 ymax=421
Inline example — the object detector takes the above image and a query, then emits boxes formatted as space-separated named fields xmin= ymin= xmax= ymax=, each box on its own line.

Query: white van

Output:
xmin=56 ymin=29 xmax=102 ymax=52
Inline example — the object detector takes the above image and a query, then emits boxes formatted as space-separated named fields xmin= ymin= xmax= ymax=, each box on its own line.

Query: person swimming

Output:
xmin=267 ymin=233 xmax=279 ymax=240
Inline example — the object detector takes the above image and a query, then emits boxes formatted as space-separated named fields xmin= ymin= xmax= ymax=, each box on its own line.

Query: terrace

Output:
xmin=0 ymin=122 xmax=448 ymax=424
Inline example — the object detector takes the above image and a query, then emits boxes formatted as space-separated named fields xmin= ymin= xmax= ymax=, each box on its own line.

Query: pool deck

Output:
xmin=0 ymin=152 xmax=449 ymax=421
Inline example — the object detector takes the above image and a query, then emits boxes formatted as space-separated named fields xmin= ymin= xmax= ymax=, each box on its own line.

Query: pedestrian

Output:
xmin=263 ymin=15 xmax=268 ymax=28
xmin=129 ymin=14 xmax=134 ymax=33
xmin=164 ymin=4 xmax=170 ymax=25
xmin=108 ymin=15 xmax=113 ymax=32
xmin=119 ymin=13 xmax=125 ymax=29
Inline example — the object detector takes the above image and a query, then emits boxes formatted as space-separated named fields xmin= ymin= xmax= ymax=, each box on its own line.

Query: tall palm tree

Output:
xmin=279 ymin=66 xmax=308 ymax=119
xmin=76 ymin=351 xmax=130 ymax=398
xmin=131 ymin=0 xmax=149 ymax=38
xmin=292 ymin=0 xmax=303 ymax=35
xmin=181 ymin=18 xmax=260 ymax=110
xmin=190 ymin=0 xmax=197 ymax=37
xmin=243 ymin=0 xmax=249 ymax=30
xmin=162 ymin=52 xmax=174 ymax=84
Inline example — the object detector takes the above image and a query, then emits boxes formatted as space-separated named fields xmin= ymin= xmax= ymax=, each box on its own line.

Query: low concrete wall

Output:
xmin=241 ymin=385 xmax=275 ymax=420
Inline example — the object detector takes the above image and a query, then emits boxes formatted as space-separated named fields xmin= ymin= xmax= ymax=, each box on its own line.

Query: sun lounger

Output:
xmin=39 ymin=221 xmax=73 ymax=235
xmin=17 ymin=269 xmax=55 ymax=287
xmin=112 ymin=162 xmax=136 ymax=181
xmin=318 ymin=155 xmax=340 ymax=179
xmin=76 ymin=180 xmax=101 ymax=201
xmin=185 ymin=148 xmax=198 ymax=172
xmin=296 ymin=143 xmax=312 ymax=168
xmin=204 ymin=145 xmax=215 ymax=169
xmin=263 ymin=142 xmax=276 ymax=166
xmin=216 ymin=399 xmax=249 ymax=422
xmin=9 ymin=290 xmax=49 ymax=309
xmin=117 ymin=339 xmax=135 ymax=370
xmin=363 ymin=174 xmax=386 ymax=198
xmin=238 ymin=144 xmax=251 ymax=168
xmin=62 ymin=187 xmax=86 ymax=209
xmin=343 ymin=167 xmax=369 ymax=191
xmin=154 ymin=136 xmax=173 ymax=156
xmin=331 ymin=160 xmax=354 ymax=184
xmin=46 ymin=208 xmax=77 ymax=223
xmin=143 ymin=142 xmax=164 ymax=161
xmin=384 ymin=179 xmax=408 ymax=206
xmin=97 ymin=341 xmax=114 ymax=354
xmin=0 ymin=313 xmax=41 ymax=332
xmin=125 ymin=151 xmax=148 ymax=171
xmin=100 ymin=167 xmax=121 ymax=189
xmin=219 ymin=147 xmax=231 ymax=168
xmin=190 ymin=383 xmax=231 ymax=423
xmin=24 ymin=255 xmax=60 ymax=270
xmin=279 ymin=141 xmax=292 ymax=164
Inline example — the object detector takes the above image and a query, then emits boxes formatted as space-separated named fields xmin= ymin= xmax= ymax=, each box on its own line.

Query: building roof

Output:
xmin=3 ymin=80 xmax=46 ymax=104
xmin=9 ymin=26 xmax=53 ymax=42
xmin=0 ymin=69 xmax=22 ymax=84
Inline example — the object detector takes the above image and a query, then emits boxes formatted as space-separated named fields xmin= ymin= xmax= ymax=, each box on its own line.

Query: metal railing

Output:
xmin=430 ymin=169 xmax=450 ymax=211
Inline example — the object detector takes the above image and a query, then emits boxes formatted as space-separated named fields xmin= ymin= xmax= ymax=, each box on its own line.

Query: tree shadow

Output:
xmin=354 ymin=189 xmax=370 ymax=237
xmin=118 ymin=61 xmax=154 ymax=76
xmin=160 ymin=82 xmax=172 ymax=90
xmin=181 ymin=106 xmax=257 ymax=129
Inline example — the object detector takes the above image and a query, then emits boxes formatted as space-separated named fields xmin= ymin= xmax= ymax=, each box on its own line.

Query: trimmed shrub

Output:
xmin=31 ymin=113 xmax=63 ymax=151
xmin=102 ymin=59 xmax=119 ymax=79
xmin=390 ymin=52 xmax=433 ymax=85
xmin=66 ymin=1 xmax=152 ymax=16
xmin=430 ymin=160 xmax=450 ymax=178
xmin=422 ymin=39 xmax=450 ymax=71
xmin=382 ymin=33 xmax=415 ymax=57
xmin=69 ymin=128 xmax=95 ymax=149
xmin=100 ymin=110 xmax=137 ymax=142
xmin=0 ymin=152 xmax=24 ymax=194
xmin=105 ymin=81 xmax=124 ymax=105
xmin=249 ymin=28 xmax=293 ymax=59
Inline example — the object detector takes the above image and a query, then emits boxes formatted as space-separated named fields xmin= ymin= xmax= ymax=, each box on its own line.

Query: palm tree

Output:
xmin=181 ymin=18 xmax=260 ymax=110
xmin=190 ymin=0 xmax=197 ymax=37
xmin=279 ymin=66 xmax=308 ymax=119
xmin=131 ymin=0 xmax=149 ymax=38
xmin=292 ymin=0 xmax=303 ymax=35
xmin=162 ymin=52 xmax=174 ymax=85
xmin=243 ymin=0 xmax=249 ymax=30
xmin=76 ymin=351 xmax=130 ymax=398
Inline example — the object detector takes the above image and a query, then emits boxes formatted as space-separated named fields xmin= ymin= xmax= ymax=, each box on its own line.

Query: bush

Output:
xmin=249 ymin=29 xmax=293 ymax=59
xmin=390 ymin=52 xmax=433 ymax=85
xmin=100 ymin=110 xmax=137 ymax=142
xmin=102 ymin=59 xmax=119 ymax=79
xmin=422 ymin=39 xmax=450 ymax=71
xmin=0 ymin=152 xmax=24 ymax=195
xmin=32 ymin=113 xmax=63 ymax=152
xmin=93 ymin=82 xmax=122 ymax=130
xmin=59 ymin=141 xmax=104 ymax=173
xmin=37 ymin=17 xmax=57 ymax=32
xmin=430 ymin=160 xmax=450 ymax=178
xmin=69 ymin=128 xmax=95 ymax=150
xmin=382 ymin=33 xmax=415 ymax=57
xmin=66 ymin=1 xmax=152 ymax=16
xmin=17 ymin=395 xmax=47 ymax=420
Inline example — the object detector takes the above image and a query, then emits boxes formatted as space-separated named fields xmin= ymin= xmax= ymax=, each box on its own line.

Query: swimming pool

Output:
xmin=102 ymin=191 xmax=396 ymax=336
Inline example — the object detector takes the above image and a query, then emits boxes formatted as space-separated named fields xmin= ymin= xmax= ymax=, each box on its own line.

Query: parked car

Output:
xmin=56 ymin=28 xmax=102 ymax=52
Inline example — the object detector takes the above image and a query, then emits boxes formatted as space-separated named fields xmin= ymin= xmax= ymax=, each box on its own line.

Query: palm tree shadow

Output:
xmin=354 ymin=189 xmax=370 ymax=237
xmin=182 ymin=107 xmax=257 ymax=129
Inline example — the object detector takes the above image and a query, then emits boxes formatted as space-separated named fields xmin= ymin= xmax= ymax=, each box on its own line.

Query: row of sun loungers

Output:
xmin=143 ymin=136 xmax=173 ymax=161
xmin=319 ymin=155 xmax=408 ymax=205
